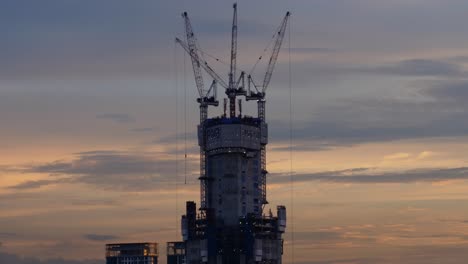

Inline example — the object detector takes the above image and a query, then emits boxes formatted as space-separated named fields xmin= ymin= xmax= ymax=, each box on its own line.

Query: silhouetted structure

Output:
xmin=175 ymin=4 xmax=289 ymax=264
xmin=106 ymin=243 xmax=158 ymax=264
xmin=167 ymin=242 xmax=186 ymax=264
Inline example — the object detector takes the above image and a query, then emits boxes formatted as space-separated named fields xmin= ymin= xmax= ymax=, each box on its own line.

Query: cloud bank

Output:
xmin=271 ymin=167 xmax=468 ymax=184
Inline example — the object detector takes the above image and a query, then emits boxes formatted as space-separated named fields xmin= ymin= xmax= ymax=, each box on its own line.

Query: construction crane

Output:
xmin=246 ymin=11 xmax=291 ymax=121
xmin=242 ymin=11 xmax=290 ymax=204
xmin=176 ymin=5 xmax=291 ymax=263
xmin=178 ymin=12 xmax=223 ymax=108
xmin=175 ymin=38 xmax=228 ymax=90
xmin=176 ymin=3 xmax=290 ymax=209
xmin=227 ymin=3 xmax=238 ymax=118
xmin=177 ymin=7 xmax=290 ymax=119
xmin=176 ymin=12 xmax=220 ymax=210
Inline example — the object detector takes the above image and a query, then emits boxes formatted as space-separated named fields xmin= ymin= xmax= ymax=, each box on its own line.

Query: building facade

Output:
xmin=167 ymin=241 xmax=186 ymax=264
xmin=179 ymin=115 xmax=287 ymax=264
xmin=106 ymin=243 xmax=159 ymax=264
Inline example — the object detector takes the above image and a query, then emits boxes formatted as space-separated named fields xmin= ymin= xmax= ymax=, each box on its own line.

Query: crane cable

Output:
xmin=198 ymin=48 xmax=230 ymax=67
xmin=184 ymin=45 xmax=188 ymax=185
xmin=249 ymin=20 xmax=284 ymax=76
xmin=174 ymin=39 xmax=179 ymax=238
xmin=196 ymin=21 xmax=283 ymax=82
xmin=288 ymin=14 xmax=295 ymax=264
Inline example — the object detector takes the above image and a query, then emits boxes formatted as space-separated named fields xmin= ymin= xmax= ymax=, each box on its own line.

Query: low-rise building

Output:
xmin=106 ymin=242 xmax=158 ymax=264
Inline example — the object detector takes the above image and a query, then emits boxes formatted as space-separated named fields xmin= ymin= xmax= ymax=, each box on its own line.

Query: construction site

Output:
xmin=175 ymin=3 xmax=290 ymax=264
xmin=107 ymin=3 xmax=291 ymax=264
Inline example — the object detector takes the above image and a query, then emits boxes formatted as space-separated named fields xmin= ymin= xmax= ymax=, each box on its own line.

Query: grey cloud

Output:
xmin=8 ymin=178 xmax=71 ymax=191
xmin=70 ymin=199 xmax=120 ymax=207
xmin=270 ymin=142 xmax=348 ymax=152
xmin=371 ymin=59 xmax=464 ymax=77
xmin=261 ymin=58 xmax=468 ymax=106
xmin=164 ymin=145 xmax=200 ymax=156
xmin=96 ymin=113 xmax=135 ymax=123
xmin=289 ymin=47 xmax=336 ymax=53
xmin=447 ymin=55 xmax=468 ymax=63
xmin=294 ymin=246 xmax=468 ymax=264
xmin=8 ymin=179 xmax=66 ymax=190
xmin=292 ymin=79 xmax=468 ymax=147
xmin=20 ymin=150 xmax=196 ymax=191
xmin=0 ymin=1 xmax=170 ymax=79
xmin=274 ymin=58 xmax=466 ymax=91
xmin=288 ymin=227 xmax=377 ymax=252
xmin=3 ymin=0 xmax=468 ymax=82
xmin=6 ymin=178 xmax=64 ymax=191
xmin=154 ymin=132 xmax=198 ymax=145
xmin=268 ymin=90 xmax=468 ymax=149
xmin=131 ymin=127 xmax=155 ymax=133
xmin=293 ymin=231 xmax=341 ymax=242
xmin=0 ymin=251 xmax=102 ymax=264
xmin=0 ymin=1 xmax=281 ymax=80
xmin=270 ymin=117 xmax=468 ymax=150
xmin=397 ymin=233 xmax=468 ymax=240
xmin=396 ymin=245 xmax=468 ymax=264
xmin=423 ymin=80 xmax=468 ymax=104
xmin=0 ymin=232 xmax=16 ymax=238
xmin=73 ymin=150 xmax=120 ymax=156
xmin=310 ymin=59 xmax=466 ymax=78
xmin=301 ymin=202 xmax=348 ymax=208
xmin=152 ymin=132 xmax=207 ymax=155
xmin=289 ymin=228 xmax=378 ymax=262
xmin=271 ymin=167 xmax=468 ymax=184
xmin=290 ymin=226 xmax=468 ymax=264
xmin=84 ymin=234 xmax=118 ymax=242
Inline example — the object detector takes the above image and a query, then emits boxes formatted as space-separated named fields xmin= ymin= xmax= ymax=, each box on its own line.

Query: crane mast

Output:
xmin=247 ymin=12 xmax=290 ymax=204
xmin=179 ymin=12 xmax=220 ymax=210
xmin=228 ymin=3 xmax=238 ymax=118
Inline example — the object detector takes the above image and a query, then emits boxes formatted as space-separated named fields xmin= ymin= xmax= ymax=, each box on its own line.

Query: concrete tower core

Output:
xmin=204 ymin=117 xmax=266 ymax=224
xmin=181 ymin=114 xmax=286 ymax=264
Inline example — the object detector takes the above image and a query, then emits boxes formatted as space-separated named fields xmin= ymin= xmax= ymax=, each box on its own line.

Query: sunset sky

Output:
xmin=2 ymin=1 xmax=468 ymax=263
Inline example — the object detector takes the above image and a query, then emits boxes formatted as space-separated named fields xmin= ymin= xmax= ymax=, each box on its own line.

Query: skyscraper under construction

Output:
xmin=175 ymin=4 xmax=290 ymax=264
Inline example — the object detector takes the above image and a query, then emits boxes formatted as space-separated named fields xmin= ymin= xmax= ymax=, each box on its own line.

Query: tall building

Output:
xmin=105 ymin=243 xmax=159 ymax=264
xmin=167 ymin=242 xmax=186 ymax=264
xmin=175 ymin=4 xmax=290 ymax=264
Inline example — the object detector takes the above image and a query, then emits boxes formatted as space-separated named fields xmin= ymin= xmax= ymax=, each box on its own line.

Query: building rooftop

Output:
xmin=105 ymin=242 xmax=159 ymax=257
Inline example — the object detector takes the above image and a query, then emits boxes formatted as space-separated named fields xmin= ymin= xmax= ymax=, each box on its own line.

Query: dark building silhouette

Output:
xmin=174 ymin=3 xmax=289 ymax=264
xmin=105 ymin=243 xmax=158 ymax=264
xmin=167 ymin=242 xmax=186 ymax=264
